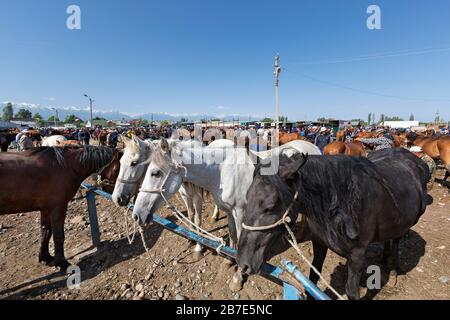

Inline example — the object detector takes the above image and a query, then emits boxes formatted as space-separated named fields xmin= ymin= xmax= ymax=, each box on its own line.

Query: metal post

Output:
xmin=86 ymin=191 xmax=101 ymax=247
xmin=274 ymin=54 xmax=281 ymax=132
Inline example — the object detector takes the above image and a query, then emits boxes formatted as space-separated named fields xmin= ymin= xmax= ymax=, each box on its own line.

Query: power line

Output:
xmin=290 ymin=45 xmax=450 ymax=66
xmin=286 ymin=69 xmax=450 ymax=102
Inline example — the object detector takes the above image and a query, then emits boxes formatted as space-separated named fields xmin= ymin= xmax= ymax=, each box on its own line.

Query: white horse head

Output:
xmin=112 ymin=135 xmax=153 ymax=206
xmin=132 ymin=138 xmax=189 ymax=225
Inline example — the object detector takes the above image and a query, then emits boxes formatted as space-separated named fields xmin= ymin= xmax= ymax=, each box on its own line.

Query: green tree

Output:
xmin=409 ymin=114 xmax=415 ymax=121
xmin=261 ymin=118 xmax=274 ymax=123
xmin=15 ymin=108 xmax=33 ymax=119
xmin=367 ymin=113 xmax=372 ymax=126
xmin=33 ymin=113 xmax=44 ymax=127
xmin=2 ymin=102 xmax=14 ymax=121
xmin=94 ymin=116 xmax=107 ymax=121
xmin=160 ymin=120 xmax=170 ymax=127
xmin=65 ymin=114 xmax=77 ymax=124
xmin=379 ymin=114 xmax=385 ymax=125
xmin=180 ymin=117 xmax=188 ymax=123
xmin=48 ymin=115 xmax=60 ymax=122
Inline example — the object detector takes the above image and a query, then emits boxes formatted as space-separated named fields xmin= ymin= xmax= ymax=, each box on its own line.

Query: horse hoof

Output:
xmin=55 ymin=260 xmax=71 ymax=273
xmin=192 ymin=251 xmax=204 ymax=261
xmin=229 ymin=274 xmax=244 ymax=292
xmin=39 ymin=255 xmax=54 ymax=266
xmin=386 ymin=270 xmax=398 ymax=287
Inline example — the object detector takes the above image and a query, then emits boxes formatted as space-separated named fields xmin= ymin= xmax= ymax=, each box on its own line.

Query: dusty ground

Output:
xmin=0 ymin=170 xmax=449 ymax=300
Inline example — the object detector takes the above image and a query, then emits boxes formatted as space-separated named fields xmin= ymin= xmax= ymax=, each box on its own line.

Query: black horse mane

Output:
xmin=255 ymin=154 xmax=403 ymax=244
xmin=28 ymin=146 xmax=115 ymax=171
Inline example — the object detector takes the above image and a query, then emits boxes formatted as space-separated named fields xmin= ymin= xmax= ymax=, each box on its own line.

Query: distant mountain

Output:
xmin=4 ymin=102 xmax=261 ymax=122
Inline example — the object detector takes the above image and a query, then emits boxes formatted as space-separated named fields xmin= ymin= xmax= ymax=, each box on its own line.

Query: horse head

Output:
xmin=132 ymin=138 xmax=188 ymax=226
xmin=112 ymin=134 xmax=152 ymax=206
xmin=237 ymin=152 xmax=308 ymax=276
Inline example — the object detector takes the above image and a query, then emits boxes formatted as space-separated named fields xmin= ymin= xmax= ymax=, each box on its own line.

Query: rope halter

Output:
xmin=242 ymin=192 xmax=299 ymax=232
xmin=240 ymin=190 xmax=346 ymax=300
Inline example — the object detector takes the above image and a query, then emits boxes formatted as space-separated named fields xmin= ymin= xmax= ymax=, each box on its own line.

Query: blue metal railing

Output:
xmin=80 ymin=183 xmax=331 ymax=300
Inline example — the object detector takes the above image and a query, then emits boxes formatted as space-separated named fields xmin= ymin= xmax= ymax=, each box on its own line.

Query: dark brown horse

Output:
xmin=98 ymin=150 xmax=123 ymax=194
xmin=0 ymin=132 xmax=16 ymax=152
xmin=0 ymin=146 xmax=117 ymax=270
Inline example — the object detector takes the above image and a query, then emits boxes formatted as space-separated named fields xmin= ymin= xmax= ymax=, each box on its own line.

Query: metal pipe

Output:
xmin=80 ymin=183 xmax=329 ymax=300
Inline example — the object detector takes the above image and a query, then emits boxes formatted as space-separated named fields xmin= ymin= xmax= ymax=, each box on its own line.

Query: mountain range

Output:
xmin=3 ymin=102 xmax=262 ymax=122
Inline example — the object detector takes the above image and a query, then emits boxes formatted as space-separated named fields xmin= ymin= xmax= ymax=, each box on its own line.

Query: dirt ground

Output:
xmin=0 ymin=169 xmax=449 ymax=300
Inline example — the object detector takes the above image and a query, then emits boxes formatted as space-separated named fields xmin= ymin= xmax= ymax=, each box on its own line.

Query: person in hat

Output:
xmin=314 ymin=127 xmax=330 ymax=154
xmin=410 ymin=146 xmax=436 ymax=190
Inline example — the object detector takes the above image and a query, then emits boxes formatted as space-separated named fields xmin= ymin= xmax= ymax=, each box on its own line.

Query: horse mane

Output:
xmin=28 ymin=146 xmax=115 ymax=171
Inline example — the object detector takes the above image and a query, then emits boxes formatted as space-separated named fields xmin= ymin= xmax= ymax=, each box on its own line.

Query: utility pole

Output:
xmin=274 ymin=54 xmax=282 ymax=132
xmin=84 ymin=94 xmax=94 ymax=128
xmin=51 ymin=108 xmax=58 ymax=127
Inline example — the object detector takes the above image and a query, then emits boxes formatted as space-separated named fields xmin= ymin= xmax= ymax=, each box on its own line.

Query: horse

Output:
xmin=97 ymin=150 xmax=123 ymax=194
xmin=278 ymin=132 xmax=308 ymax=145
xmin=0 ymin=131 xmax=16 ymax=152
xmin=56 ymin=140 xmax=81 ymax=147
xmin=42 ymin=135 xmax=67 ymax=147
xmin=237 ymin=148 xmax=430 ymax=300
xmin=98 ymin=130 xmax=108 ymax=146
xmin=323 ymin=141 xmax=367 ymax=157
xmin=437 ymin=136 xmax=450 ymax=181
xmin=132 ymin=138 xmax=321 ymax=292
xmin=112 ymin=135 xmax=212 ymax=258
xmin=0 ymin=146 xmax=117 ymax=270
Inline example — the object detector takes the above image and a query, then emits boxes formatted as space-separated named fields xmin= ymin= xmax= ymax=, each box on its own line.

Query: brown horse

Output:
xmin=278 ymin=132 xmax=308 ymax=145
xmin=56 ymin=140 xmax=81 ymax=147
xmin=98 ymin=130 xmax=108 ymax=146
xmin=98 ymin=150 xmax=123 ymax=194
xmin=336 ymin=130 xmax=346 ymax=142
xmin=0 ymin=146 xmax=117 ymax=270
xmin=324 ymin=141 xmax=367 ymax=157
xmin=437 ymin=136 xmax=450 ymax=181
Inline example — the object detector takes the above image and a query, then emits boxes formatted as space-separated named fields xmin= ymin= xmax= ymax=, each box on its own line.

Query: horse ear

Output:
xmin=279 ymin=153 xmax=308 ymax=180
xmin=160 ymin=138 xmax=170 ymax=154
xmin=119 ymin=134 xmax=129 ymax=144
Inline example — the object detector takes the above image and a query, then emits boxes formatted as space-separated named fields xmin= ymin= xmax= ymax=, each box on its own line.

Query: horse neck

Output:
xmin=68 ymin=148 xmax=114 ymax=180
xmin=179 ymin=146 xmax=253 ymax=200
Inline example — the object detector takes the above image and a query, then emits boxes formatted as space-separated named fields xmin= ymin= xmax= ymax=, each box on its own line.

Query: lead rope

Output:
xmin=139 ymin=164 xmax=226 ymax=254
xmin=123 ymin=206 xmax=137 ymax=245
xmin=242 ymin=192 xmax=346 ymax=301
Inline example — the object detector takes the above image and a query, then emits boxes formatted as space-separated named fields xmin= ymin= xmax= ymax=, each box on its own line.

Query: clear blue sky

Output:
xmin=1 ymin=0 xmax=449 ymax=122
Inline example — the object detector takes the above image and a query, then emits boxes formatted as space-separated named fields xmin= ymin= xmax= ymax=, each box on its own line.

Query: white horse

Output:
xmin=132 ymin=138 xmax=321 ymax=291
xmin=112 ymin=135 xmax=219 ymax=258
xmin=42 ymin=135 xmax=67 ymax=147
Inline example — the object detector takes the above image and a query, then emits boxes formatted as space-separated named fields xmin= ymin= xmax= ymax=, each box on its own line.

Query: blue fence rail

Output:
xmin=80 ymin=182 xmax=331 ymax=300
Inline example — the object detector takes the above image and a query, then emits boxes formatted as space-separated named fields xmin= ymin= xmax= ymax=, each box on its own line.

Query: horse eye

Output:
xmin=131 ymin=161 xmax=138 ymax=167
xmin=151 ymin=170 xmax=162 ymax=177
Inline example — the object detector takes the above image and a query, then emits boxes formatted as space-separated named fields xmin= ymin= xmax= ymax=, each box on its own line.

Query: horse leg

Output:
xmin=386 ymin=236 xmax=402 ymax=286
xmin=211 ymin=205 xmax=220 ymax=222
xmin=192 ymin=187 xmax=204 ymax=259
xmin=228 ymin=209 xmax=247 ymax=292
xmin=38 ymin=210 xmax=54 ymax=265
xmin=345 ymin=247 xmax=366 ymax=300
xmin=50 ymin=206 xmax=70 ymax=271
xmin=309 ymin=239 xmax=328 ymax=286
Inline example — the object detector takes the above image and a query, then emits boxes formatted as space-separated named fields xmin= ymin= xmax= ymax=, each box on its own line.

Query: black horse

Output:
xmin=237 ymin=148 xmax=430 ymax=300
xmin=0 ymin=132 xmax=16 ymax=152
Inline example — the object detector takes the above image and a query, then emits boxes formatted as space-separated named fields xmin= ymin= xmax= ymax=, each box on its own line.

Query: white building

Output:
xmin=382 ymin=121 xmax=419 ymax=129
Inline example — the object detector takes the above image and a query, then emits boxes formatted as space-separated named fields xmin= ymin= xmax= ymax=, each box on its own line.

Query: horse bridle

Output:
xmin=241 ymin=192 xmax=299 ymax=231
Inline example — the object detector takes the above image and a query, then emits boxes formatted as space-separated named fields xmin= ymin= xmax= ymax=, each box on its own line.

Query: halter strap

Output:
xmin=241 ymin=192 xmax=299 ymax=231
